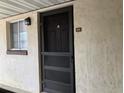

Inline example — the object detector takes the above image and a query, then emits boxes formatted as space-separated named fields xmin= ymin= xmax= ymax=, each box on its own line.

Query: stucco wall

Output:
xmin=74 ymin=0 xmax=123 ymax=93
xmin=0 ymin=12 xmax=40 ymax=93
xmin=0 ymin=0 xmax=122 ymax=93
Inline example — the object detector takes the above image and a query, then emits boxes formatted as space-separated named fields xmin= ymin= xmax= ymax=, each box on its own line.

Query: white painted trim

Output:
xmin=36 ymin=1 xmax=74 ymax=13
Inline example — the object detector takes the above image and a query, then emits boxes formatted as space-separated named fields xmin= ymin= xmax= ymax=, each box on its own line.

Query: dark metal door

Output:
xmin=40 ymin=7 xmax=75 ymax=93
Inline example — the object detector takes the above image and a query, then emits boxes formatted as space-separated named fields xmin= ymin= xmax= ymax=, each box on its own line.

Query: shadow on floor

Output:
xmin=0 ymin=88 xmax=15 ymax=93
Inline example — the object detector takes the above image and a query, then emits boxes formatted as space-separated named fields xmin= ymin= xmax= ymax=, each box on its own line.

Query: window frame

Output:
xmin=7 ymin=19 xmax=28 ymax=55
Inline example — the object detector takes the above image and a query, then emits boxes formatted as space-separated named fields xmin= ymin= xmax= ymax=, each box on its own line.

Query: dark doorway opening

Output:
xmin=39 ymin=6 xmax=75 ymax=93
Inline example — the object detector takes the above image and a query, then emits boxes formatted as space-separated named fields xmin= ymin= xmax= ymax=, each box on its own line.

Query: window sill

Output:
xmin=7 ymin=50 xmax=28 ymax=55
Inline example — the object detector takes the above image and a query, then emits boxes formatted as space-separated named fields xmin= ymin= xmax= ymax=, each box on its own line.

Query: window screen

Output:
xmin=10 ymin=20 xmax=27 ymax=50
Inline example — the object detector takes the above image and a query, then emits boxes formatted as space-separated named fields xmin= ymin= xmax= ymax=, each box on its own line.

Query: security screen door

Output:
xmin=40 ymin=6 xmax=75 ymax=93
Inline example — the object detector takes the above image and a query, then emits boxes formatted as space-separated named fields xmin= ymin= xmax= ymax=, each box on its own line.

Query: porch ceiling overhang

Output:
xmin=0 ymin=0 xmax=72 ymax=19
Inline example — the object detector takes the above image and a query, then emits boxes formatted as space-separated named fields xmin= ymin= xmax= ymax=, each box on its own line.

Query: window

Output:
xmin=7 ymin=20 xmax=28 ymax=55
xmin=10 ymin=20 xmax=27 ymax=50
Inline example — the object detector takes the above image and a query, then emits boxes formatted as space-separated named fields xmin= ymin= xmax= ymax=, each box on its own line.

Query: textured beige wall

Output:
xmin=74 ymin=0 xmax=123 ymax=93
xmin=0 ymin=0 xmax=122 ymax=93
xmin=0 ymin=12 xmax=40 ymax=93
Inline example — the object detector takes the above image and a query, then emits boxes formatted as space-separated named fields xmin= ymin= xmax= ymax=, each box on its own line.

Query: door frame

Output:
xmin=37 ymin=6 xmax=76 ymax=93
